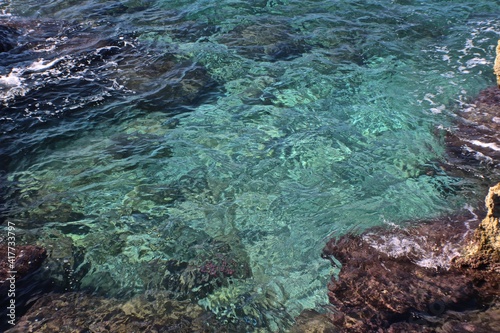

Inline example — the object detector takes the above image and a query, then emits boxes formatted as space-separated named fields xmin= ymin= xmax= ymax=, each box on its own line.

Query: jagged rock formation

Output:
xmin=0 ymin=245 xmax=47 ymax=283
xmin=453 ymin=182 xmax=500 ymax=279
xmin=457 ymin=182 xmax=500 ymax=271
xmin=317 ymin=183 xmax=500 ymax=333
xmin=0 ymin=244 xmax=48 ymax=330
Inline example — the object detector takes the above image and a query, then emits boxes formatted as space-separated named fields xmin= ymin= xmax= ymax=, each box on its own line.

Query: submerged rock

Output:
xmin=318 ymin=182 xmax=500 ymax=333
xmin=289 ymin=310 xmax=337 ymax=333
xmin=0 ymin=25 xmax=18 ymax=53
xmin=6 ymin=291 xmax=228 ymax=333
xmin=165 ymin=21 xmax=220 ymax=42
xmin=121 ymin=53 xmax=220 ymax=113
xmin=106 ymin=132 xmax=173 ymax=160
xmin=0 ymin=244 xmax=47 ymax=330
xmin=0 ymin=244 xmax=47 ymax=285
xmin=0 ymin=18 xmax=220 ymax=164
xmin=217 ymin=20 xmax=310 ymax=62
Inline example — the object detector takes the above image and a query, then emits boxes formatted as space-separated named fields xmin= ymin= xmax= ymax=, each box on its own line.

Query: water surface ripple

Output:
xmin=1 ymin=0 xmax=500 ymax=331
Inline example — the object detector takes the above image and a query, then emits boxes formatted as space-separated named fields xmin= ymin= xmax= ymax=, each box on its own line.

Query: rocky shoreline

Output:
xmin=1 ymin=17 xmax=499 ymax=332
xmin=292 ymin=50 xmax=500 ymax=331
xmin=318 ymin=186 xmax=499 ymax=333
xmin=2 ymin=84 xmax=499 ymax=332
xmin=295 ymin=60 xmax=500 ymax=331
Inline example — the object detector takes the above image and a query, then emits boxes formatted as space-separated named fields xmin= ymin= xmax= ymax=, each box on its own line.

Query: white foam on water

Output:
xmin=415 ymin=242 xmax=461 ymax=269
xmin=430 ymin=104 xmax=445 ymax=114
xmin=0 ymin=69 xmax=23 ymax=88
xmin=0 ymin=68 xmax=28 ymax=101
xmin=466 ymin=57 xmax=489 ymax=68
xmin=462 ymin=144 xmax=494 ymax=164
xmin=363 ymin=233 xmax=426 ymax=258
xmin=26 ymin=57 xmax=66 ymax=72
xmin=363 ymin=230 xmax=465 ymax=270
xmin=465 ymin=139 xmax=500 ymax=152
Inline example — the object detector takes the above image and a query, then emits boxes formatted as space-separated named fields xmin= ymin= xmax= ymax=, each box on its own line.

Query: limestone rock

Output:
xmin=455 ymin=182 xmax=500 ymax=273
xmin=494 ymin=40 xmax=500 ymax=89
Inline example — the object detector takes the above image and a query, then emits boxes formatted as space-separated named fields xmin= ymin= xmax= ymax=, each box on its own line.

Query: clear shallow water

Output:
xmin=1 ymin=0 xmax=500 ymax=331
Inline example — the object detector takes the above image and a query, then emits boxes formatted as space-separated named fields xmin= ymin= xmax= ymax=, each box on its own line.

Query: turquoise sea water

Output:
xmin=1 ymin=0 xmax=500 ymax=331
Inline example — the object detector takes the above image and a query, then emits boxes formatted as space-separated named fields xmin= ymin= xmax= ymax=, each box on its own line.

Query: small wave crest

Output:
xmin=0 ymin=19 xmax=137 ymax=126
xmin=362 ymin=211 xmax=479 ymax=270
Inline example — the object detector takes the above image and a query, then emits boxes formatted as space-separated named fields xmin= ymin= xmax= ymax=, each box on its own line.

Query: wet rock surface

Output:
xmin=317 ymin=187 xmax=500 ymax=333
xmin=0 ymin=18 xmax=220 ymax=166
xmin=0 ymin=244 xmax=47 ymax=285
xmin=321 ymin=216 xmax=474 ymax=332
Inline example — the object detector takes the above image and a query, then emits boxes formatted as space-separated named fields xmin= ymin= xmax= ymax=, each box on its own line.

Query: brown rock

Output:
xmin=455 ymin=182 xmax=500 ymax=272
xmin=7 ymin=291 xmax=226 ymax=333
xmin=321 ymin=202 xmax=500 ymax=332
xmin=322 ymin=225 xmax=477 ymax=332
xmin=0 ymin=244 xmax=47 ymax=283
xmin=0 ymin=243 xmax=47 ymax=330
xmin=290 ymin=310 xmax=337 ymax=333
